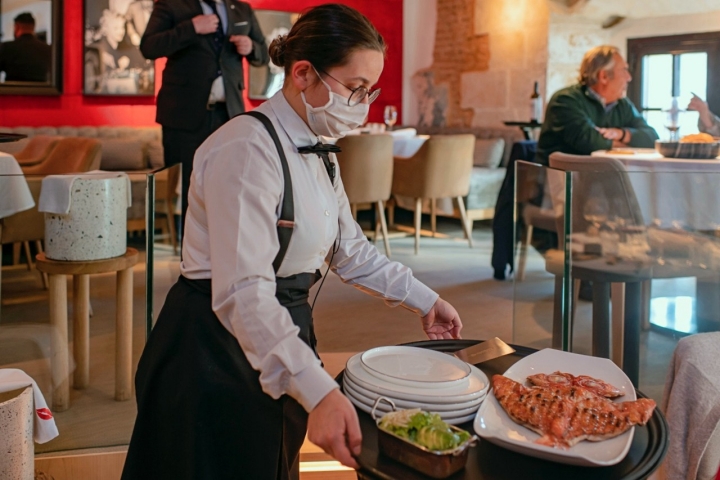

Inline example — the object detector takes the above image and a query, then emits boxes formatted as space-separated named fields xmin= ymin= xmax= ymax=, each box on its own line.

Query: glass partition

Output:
xmin=513 ymin=160 xmax=720 ymax=402
xmin=512 ymin=161 xmax=571 ymax=352
xmin=0 ymin=169 xmax=158 ymax=453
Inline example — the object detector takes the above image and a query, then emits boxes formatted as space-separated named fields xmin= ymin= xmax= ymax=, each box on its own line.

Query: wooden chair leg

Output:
xmin=377 ymin=200 xmax=391 ymax=257
xmin=414 ymin=198 xmax=422 ymax=255
xmin=35 ymin=240 xmax=49 ymax=289
xmin=23 ymin=241 xmax=33 ymax=271
xmin=455 ymin=197 xmax=473 ymax=248
xmin=611 ymin=282 xmax=626 ymax=368
xmin=430 ymin=199 xmax=437 ymax=237
xmin=387 ymin=197 xmax=395 ymax=227
xmin=116 ymin=267 xmax=134 ymax=401
xmin=517 ymin=225 xmax=534 ymax=282
xmin=12 ymin=242 xmax=21 ymax=265
xmin=49 ymin=274 xmax=69 ymax=411
xmin=73 ymin=274 xmax=90 ymax=389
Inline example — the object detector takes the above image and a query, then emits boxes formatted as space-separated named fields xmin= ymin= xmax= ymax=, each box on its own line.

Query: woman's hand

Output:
xmin=307 ymin=389 xmax=362 ymax=469
xmin=421 ymin=298 xmax=462 ymax=339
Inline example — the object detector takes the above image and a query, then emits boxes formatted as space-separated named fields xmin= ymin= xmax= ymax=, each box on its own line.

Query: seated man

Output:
xmin=536 ymin=45 xmax=658 ymax=166
xmin=0 ymin=12 xmax=51 ymax=82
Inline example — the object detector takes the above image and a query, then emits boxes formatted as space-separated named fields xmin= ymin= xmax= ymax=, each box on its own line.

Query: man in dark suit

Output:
xmin=141 ymin=0 xmax=268 ymax=231
xmin=0 ymin=12 xmax=52 ymax=82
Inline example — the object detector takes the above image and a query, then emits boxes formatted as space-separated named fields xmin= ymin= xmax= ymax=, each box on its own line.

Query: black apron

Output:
xmin=122 ymin=112 xmax=321 ymax=480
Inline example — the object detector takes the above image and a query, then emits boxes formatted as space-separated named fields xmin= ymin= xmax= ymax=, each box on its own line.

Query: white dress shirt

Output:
xmin=181 ymin=91 xmax=439 ymax=412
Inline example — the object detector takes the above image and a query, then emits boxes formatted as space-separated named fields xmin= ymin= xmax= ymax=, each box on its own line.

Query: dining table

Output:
xmin=592 ymin=148 xmax=720 ymax=230
xmin=0 ymin=152 xmax=34 ymax=219
xmin=343 ymin=339 xmax=669 ymax=480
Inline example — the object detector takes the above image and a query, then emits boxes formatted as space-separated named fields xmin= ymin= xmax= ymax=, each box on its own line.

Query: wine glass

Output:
xmin=383 ymin=105 xmax=397 ymax=131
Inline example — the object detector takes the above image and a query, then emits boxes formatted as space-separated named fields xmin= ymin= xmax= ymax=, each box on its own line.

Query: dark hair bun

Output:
xmin=268 ymin=35 xmax=287 ymax=67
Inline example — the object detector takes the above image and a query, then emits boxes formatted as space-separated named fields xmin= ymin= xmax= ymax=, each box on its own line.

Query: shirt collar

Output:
xmin=586 ymin=86 xmax=618 ymax=113
xmin=268 ymin=90 xmax=322 ymax=150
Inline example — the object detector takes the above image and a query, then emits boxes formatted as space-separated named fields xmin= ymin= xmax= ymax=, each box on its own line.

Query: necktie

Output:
xmin=203 ymin=0 xmax=224 ymax=56
xmin=298 ymin=143 xmax=342 ymax=185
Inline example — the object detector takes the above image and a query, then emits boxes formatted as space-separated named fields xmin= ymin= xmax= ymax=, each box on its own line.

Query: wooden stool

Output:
xmin=35 ymin=248 xmax=139 ymax=411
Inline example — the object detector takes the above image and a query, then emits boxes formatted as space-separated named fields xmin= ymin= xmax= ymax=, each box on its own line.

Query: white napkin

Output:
xmin=0 ymin=369 xmax=59 ymax=444
xmin=38 ymin=170 xmax=131 ymax=215
xmin=388 ymin=127 xmax=417 ymax=138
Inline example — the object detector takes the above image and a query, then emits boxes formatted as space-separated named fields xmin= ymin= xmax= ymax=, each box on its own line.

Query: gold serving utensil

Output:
xmin=452 ymin=337 xmax=515 ymax=365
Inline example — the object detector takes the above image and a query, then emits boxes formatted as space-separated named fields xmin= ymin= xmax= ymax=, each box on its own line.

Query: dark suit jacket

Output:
xmin=0 ymin=34 xmax=51 ymax=82
xmin=140 ymin=0 xmax=269 ymax=130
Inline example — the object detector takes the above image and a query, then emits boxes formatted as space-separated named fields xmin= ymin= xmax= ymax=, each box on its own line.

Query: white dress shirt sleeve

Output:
xmin=198 ymin=131 xmax=339 ymax=413
xmin=327 ymin=157 xmax=439 ymax=316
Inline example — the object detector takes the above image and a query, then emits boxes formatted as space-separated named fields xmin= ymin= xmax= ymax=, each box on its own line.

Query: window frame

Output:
xmin=627 ymin=32 xmax=720 ymax=117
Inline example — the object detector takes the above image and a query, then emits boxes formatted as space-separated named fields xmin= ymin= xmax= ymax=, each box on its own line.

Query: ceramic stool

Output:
xmin=35 ymin=248 xmax=138 ymax=411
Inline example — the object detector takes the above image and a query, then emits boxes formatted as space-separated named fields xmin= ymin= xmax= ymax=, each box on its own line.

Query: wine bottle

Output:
xmin=530 ymin=81 xmax=543 ymax=123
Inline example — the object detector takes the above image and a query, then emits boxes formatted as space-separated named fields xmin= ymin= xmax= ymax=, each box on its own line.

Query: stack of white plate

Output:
xmin=342 ymin=346 xmax=489 ymax=425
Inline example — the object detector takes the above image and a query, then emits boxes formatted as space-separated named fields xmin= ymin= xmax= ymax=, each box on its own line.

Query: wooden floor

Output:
xmin=1 ymin=218 xmax=681 ymax=476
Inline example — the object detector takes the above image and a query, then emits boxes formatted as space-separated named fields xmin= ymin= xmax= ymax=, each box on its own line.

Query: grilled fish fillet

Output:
xmin=492 ymin=375 xmax=656 ymax=448
xmin=527 ymin=371 xmax=624 ymax=398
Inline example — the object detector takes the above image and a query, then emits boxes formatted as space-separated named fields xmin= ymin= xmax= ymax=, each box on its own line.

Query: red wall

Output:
xmin=0 ymin=0 xmax=402 ymax=127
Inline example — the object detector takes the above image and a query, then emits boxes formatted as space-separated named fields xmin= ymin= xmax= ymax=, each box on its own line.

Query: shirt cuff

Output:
xmin=401 ymin=279 xmax=439 ymax=316
xmin=286 ymin=362 xmax=339 ymax=412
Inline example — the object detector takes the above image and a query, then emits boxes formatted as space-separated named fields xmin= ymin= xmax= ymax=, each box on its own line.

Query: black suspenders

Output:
xmin=241 ymin=111 xmax=294 ymax=274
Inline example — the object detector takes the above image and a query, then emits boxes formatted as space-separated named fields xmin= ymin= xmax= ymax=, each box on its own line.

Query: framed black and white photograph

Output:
xmin=248 ymin=9 xmax=298 ymax=101
xmin=83 ymin=0 xmax=154 ymax=95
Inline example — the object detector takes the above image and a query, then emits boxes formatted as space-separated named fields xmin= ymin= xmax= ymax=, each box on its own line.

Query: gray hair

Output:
xmin=578 ymin=45 xmax=620 ymax=86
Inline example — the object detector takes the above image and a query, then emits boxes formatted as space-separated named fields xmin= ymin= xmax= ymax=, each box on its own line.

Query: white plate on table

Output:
xmin=360 ymin=346 xmax=472 ymax=388
xmin=343 ymin=377 xmax=483 ymax=418
xmin=343 ymin=374 xmax=484 ymax=412
xmin=473 ymin=349 xmax=637 ymax=467
xmin=345 ymin=353 xmax=489 ymax=403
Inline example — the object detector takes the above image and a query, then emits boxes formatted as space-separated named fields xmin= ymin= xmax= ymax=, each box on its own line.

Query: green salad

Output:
xmin=378 ymin=409 xmax=471 ymax=451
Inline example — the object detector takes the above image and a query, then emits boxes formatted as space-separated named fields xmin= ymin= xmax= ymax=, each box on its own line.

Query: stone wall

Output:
xmin=406 ymin=0 xmax=550 ymax=128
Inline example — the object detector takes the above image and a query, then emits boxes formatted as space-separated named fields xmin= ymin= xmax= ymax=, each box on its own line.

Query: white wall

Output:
xmin=402 ymin=0 xmax=437 ymax=125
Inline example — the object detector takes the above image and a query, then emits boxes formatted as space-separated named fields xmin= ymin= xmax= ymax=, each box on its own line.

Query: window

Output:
xmin=628 ymin=32 xmax=720 ymax=140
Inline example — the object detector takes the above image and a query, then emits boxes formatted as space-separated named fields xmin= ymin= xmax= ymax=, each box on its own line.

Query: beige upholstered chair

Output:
xmin=0 ymin=178 xmax=47 ymax=316
xmin=335 ymin=135 xmax=394 ymax=256
xmin=22 ymin=138 xmax=101 ymax=175
xmin=391 ymin=134 xmax=475 ymax=254
xmin=13 ymin=136 xmax=62 ymax=167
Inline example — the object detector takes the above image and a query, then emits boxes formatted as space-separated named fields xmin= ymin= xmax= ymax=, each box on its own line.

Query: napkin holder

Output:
xmin=44 ymin=176 xmax=128 ymax=261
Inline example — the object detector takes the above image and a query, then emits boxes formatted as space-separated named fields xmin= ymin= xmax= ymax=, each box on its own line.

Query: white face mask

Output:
xmin=301 ymin=75 xmax=369 ymax=138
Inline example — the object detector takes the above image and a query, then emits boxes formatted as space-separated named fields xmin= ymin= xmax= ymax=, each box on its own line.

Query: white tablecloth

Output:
xmin=0 ymin=152 xmax=34 ymax=219
xmin=592 ymin=149 xmax=720 ymax=229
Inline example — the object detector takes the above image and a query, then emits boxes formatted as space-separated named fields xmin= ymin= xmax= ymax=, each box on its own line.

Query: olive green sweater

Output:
xmin=535 ymin=84 xmax=659 ymax=166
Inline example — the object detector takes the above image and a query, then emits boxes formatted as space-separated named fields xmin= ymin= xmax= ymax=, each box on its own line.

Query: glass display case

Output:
xmin=513 ymin=157 xmax=720 ymax=401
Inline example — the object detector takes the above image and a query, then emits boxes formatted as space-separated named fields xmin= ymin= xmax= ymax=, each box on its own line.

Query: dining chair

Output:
xmin=335 ymin=135 xmax=394 ymax=256
xmin=391 ymin=134 xmax=475 ymax=254
xmin=21 ymin=138 xmax=101 ymax=175
xmin=13 ymin=135 xmax=62 ymax=167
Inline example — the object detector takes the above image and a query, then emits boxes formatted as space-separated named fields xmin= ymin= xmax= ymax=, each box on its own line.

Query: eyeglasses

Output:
xmin=316 ymin=68 xmax=381 ymax=107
